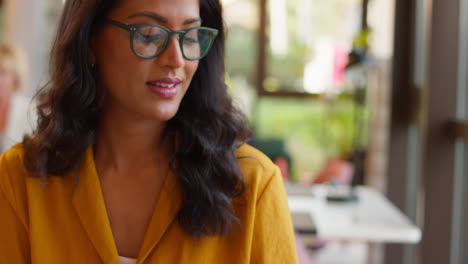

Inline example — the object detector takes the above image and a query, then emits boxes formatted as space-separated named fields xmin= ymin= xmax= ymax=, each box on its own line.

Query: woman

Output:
xmin=0 ymin=0 xmax=298 ymax=263
xmin=0 ymin=44 xmax=34 ymax=153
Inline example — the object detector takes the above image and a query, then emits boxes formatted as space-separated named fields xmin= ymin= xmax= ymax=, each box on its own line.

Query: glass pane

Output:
xmin=224 ymin=0 xmax=369 ymax=181
xmin=253 ymin=96 xmax=357 ymax=181
xmin=265 ymin=0 xmax=361 ymax=93
xmin=223 ymin=0 xmax=258 ymax=119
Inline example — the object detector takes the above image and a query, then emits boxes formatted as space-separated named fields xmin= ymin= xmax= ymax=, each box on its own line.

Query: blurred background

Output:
xmin=1 ymin=0 xmax=468 ymax=263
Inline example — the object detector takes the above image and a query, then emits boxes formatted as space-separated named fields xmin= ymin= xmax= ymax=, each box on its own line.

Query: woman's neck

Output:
xmin=94 ymin=107 xmax=172 ymax=174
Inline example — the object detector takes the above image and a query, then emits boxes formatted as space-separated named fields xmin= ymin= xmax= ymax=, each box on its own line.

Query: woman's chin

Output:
xmin=145 ymin=107 xmax=179 ymax=122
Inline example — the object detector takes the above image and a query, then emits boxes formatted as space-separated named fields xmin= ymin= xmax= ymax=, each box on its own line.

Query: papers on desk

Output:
xmin=287 ymin=184 xmax=422 ymax=244
xmin=285 ymin=182 xmax=315 ymax=196
xmin=291 ymin=212 xmax=317 ymax=235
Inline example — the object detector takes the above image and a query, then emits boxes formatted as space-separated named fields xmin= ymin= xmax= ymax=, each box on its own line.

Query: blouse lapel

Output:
xmin=72 ymin=147 xmax=120 ymax=264
xmin=71 ymin=146 xmax=183 ymax=264
xmin=137 ymin=169 xmax=183 ymax=263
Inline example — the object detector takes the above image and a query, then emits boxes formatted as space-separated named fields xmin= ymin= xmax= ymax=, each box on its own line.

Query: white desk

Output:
xmin=287 ymin=184 xmax=422 ymax=244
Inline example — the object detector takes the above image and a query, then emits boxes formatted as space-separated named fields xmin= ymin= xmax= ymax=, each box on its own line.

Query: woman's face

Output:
xmin=92 ymin=0 xmax=201 ymax=121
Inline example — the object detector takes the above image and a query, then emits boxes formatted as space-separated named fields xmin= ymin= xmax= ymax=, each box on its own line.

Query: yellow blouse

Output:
xmin=0 ymin=144 xmax=298 ymax=264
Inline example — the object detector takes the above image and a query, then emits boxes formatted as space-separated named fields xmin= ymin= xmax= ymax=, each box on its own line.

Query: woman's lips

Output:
xmin=146 ymin=78 xmax=182 ymax=98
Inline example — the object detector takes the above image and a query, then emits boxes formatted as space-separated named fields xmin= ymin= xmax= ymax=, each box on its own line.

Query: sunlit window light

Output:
xmin=269 ymin=0 xmax=288 ymax=55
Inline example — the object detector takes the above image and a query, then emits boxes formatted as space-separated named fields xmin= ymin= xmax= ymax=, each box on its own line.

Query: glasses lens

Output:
xmin=132 ymin=26 xmax=167 ymax=57
xmin=182 ymin=28 xmax=217 ymax=60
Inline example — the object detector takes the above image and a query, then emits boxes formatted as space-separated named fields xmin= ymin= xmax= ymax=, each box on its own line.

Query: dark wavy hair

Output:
xmin=23 ymin=0 xmax=252 ymax=238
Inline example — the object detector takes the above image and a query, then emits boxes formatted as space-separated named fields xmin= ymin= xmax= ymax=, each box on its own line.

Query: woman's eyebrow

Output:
xmin=127 ymin=11 xmax=202 ymax=25
xmin=183 ymin=17 xmax=202 ymax=25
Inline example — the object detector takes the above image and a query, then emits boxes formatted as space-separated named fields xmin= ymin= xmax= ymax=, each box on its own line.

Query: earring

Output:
xmin=90 ymin=53 xmax=96 ymax=68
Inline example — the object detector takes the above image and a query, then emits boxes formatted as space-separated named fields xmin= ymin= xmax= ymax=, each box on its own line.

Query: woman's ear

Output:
xmin=90 ymin=32 xmax=98 ymax=67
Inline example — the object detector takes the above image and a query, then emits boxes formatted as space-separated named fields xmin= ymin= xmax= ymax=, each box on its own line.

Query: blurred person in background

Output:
xmin=0 ymin=0 xmax=298 ymax=263
xmin=0 ymin=43 xmax=34 ymax=153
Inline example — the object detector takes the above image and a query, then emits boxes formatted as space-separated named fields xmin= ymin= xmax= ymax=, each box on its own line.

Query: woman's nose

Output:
xmin=157 ymin=35 xmax=185 ymax=68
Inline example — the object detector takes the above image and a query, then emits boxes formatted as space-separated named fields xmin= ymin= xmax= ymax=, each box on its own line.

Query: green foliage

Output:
xmin=225 ymin=24 xmax=256 ymax=83
xmin=224 ymin=0 xmax=366 ymax=182
xmin=252 ymin=95 xmax=363 ymax=182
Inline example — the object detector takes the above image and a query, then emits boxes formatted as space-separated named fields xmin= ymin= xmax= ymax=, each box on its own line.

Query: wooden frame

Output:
xmin=386 ymin=0 xmax=468 ymax=263
xmin=384 ymin=0 xmax=419 ymax=263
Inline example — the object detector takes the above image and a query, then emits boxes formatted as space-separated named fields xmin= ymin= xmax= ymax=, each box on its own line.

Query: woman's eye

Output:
xmin=183 ymin=37 xmax=198 ymax=45
xmin=136 ymin=33 xmax=164 ymax=44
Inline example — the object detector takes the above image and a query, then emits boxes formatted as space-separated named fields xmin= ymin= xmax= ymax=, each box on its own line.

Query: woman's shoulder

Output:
xmin=236 ymin=143 xmax=280 ymax=193
xmin=0 ymin=143 xmax=29 ymax=184
xmin=0 ymin=143 xmax=27 ymax=174
xmin=0 ymin=144 xmax=30 ymax=212
xmin=236 ymin=143 xmax=275 ymax=168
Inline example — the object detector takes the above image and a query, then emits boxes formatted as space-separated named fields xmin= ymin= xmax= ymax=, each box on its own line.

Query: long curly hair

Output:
xmin=23 ymin=0 xmax=252 ymax=238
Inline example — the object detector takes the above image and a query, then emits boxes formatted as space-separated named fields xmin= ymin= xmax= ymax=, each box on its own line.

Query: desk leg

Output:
xmin=367 ymin=242 xmax=384 ymax=264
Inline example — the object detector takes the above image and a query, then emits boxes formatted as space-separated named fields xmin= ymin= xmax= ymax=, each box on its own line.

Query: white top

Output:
xmin=119 ymin=256 xmax=137 ymax=264
xmin=287 ymin=184 xmax=422 ymax=244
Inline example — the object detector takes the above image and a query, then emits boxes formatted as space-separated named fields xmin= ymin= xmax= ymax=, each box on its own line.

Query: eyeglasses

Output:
xmin=104 ymin=18 xmax=219 ymax=61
